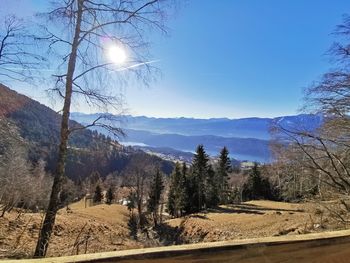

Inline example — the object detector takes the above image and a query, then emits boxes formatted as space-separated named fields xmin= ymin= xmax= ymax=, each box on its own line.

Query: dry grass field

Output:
xmin=0 ymin=200 xmax=345 ymax=259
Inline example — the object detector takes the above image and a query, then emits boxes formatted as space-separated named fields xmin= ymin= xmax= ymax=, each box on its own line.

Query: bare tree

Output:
xmin=269 ymin=134 xmax=324 ymax=200
xmin=270 ymin=15 xmax=350 ymax=204
xmin=273 ymin=125 xmax=350 ymax=195
xmin=0 ymin=119 xmax=27 ymax=216
xmin=34 ymin=0 xmax=174 ymax=257
xmin=29 ymin=159 xmax=53 ymax=211
xmin=0 ymin=146 xmax=31 ymax=217
xmin=0 ymin=15 xmax=46 ymax=82
xmin=123 ymin=154 xmax=155 ymax=228
xmin=0 ymin=120 xmax=52 ymax=216
xmin=303 ymin=14 xmax=350 ymax=142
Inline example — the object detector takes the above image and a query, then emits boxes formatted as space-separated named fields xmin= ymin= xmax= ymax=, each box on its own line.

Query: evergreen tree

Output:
xmin=179 ymin=162 xmax=188 ymax=215
xmin=147 ymin=169 xmax=164 ymax=226
xmin=242 ymin=163 xmax=272 ymax=200
xmin=206 ymin=164 xmax=219 ymax=208
xmin=184 ymin=168 xmax=197 ymax=214
xmin=168 ymin=163 xmax=187 ymax=217
xmin=217 ymin=147 xmax=231 ymax=204
xmin=93 ymin=185 xmax=103 ymax=204
xmin=106 ymin=186 xmax=114 ymax=205
xmin=191 ymin=145 xmax=209 ymax=212
xmin=182 ymin=162 xmax=187 ymax=180
xmin=232 ymin=186 xmax=242 ymax=203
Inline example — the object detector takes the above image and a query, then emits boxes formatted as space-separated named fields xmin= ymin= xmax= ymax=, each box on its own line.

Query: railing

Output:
xmin=8 ymin=229 xmax=350 ymax=263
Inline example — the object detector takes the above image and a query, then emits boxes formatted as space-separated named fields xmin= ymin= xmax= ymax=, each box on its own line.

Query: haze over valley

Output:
xmin=71 ymin=112 xmax=323 ymax=162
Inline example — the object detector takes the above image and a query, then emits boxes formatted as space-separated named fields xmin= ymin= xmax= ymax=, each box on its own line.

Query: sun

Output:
xmin=107 ymin=45 xmax=127 ymax=65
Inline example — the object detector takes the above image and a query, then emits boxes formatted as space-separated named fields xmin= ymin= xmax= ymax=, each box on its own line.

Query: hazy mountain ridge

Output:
xmin=121 ymin=128 xmax=270 ymax=162
xmin=71 ymin=113 xmax=322 ymax=140
xmin=71 ymin=113 xmax=323 ymax=162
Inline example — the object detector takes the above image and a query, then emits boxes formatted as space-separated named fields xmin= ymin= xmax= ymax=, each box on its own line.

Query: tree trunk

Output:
xmin=159 ymin=202 xmax=163 ymax=224
xmin=34 ymin=0 xmax=83 ymax=257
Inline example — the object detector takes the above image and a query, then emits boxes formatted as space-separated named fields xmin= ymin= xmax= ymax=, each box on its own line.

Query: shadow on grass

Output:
xmin=229 ymin=203 xmax=304 ymax=213
xmin=188 ymin=214 xmax=209 ymax=220
xmin=154 ymin=222 xmax=186 ymax=246
xmin=203 ymin=203 xmax=304 ymax=215
xmin=207 ymin=206 xmax=265 ymax=215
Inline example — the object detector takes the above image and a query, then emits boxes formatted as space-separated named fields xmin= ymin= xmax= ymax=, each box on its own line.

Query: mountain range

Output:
xmin=0 ymin=82 xmax=323 ymax=168
xmin=71 ymin=112 xmax=323 ymax=162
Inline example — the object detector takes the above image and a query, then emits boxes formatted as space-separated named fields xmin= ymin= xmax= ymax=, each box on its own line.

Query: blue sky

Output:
xmin=2 ymin=0 xmax=350 ymax=118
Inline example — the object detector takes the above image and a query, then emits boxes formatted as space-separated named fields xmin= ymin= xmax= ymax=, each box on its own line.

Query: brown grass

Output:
xmin=0 ymin=200 xmax=344 ymax=259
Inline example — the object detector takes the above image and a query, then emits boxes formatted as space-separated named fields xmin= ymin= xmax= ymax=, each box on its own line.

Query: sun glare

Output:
xmin=107 ymin=45 xmax=127 ymax=65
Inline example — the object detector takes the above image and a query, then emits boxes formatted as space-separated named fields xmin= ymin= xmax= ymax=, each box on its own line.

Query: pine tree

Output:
xmin=184 ymin=169 xmax=197 ymax=214
xmin=93 ymin=185 xmax=103 ymax=204
xmin=217 ymin=147 xmax=231 ymax=204
xmin=168 ymin=163 xmax=187 ymax=217
xmin=242 ymin=163 xmax=272 ymax=200
xmin=147 ymin=169 xmax=164 ymax=226
xmin=191 ymin=145 xmax=209 ymax=212
xmin=182 ymin=162 xmax=187 ymax=180
xmin=179 ymin=162 xmax=188 ymax=215
xmin=106 ymin=186 xmax=114 ymax=205
xmin=167 ymin=185 xmax=176 ymax=217
xmin=206 ymin=164 xmax=219 ymax=208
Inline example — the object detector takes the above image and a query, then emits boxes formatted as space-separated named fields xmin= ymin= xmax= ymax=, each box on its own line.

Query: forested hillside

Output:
xmin=0 ymin=84 xmax=173 ymax=181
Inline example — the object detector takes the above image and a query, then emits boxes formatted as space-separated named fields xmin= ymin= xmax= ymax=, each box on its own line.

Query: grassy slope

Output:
xmin=0 ymin=200 xmax=343 ymax=259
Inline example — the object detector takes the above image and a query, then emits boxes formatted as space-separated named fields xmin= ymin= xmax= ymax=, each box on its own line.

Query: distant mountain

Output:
xmin=71 ymin=113 xmax=323 ymax=140
xmin=71 ymin=113 xmax=323 ymax=162
xmin=0 ymin=84 xmax=174 ymax=181
xmin=121 ymin=129 xmax=270 ymax=162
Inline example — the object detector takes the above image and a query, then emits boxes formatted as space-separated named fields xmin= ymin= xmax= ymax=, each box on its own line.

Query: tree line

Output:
xmin=167 ymin=145 xmax=231 ymax=216
xmin=167 ymin=145 xmax=279 ymax=217
xmin=122 ymin=143 xmax=279 ymax=235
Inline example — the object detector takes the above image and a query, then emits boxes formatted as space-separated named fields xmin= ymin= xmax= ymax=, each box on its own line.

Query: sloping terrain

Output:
xmin=0 ymin=200 xmax=343 ymax=259
xmin=0 ymin=84 xmax=174 ymax=180
xmin=0 ymin=201 xmax=143 ymax=258
xmin=165 ymin=201 xmax=320 ymax=244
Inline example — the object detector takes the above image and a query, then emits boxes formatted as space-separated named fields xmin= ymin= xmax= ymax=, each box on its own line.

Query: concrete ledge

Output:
xmin=5 ymin=229 xmax=350 ymax=263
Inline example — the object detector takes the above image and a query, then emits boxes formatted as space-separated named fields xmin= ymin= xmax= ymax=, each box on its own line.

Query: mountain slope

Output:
xmin=0 ymin=84 xmax=173 ymax=180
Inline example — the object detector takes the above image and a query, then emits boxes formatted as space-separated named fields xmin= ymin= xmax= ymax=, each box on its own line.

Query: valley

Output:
xmin=70 ymin=113 xmax=323 ymax=163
